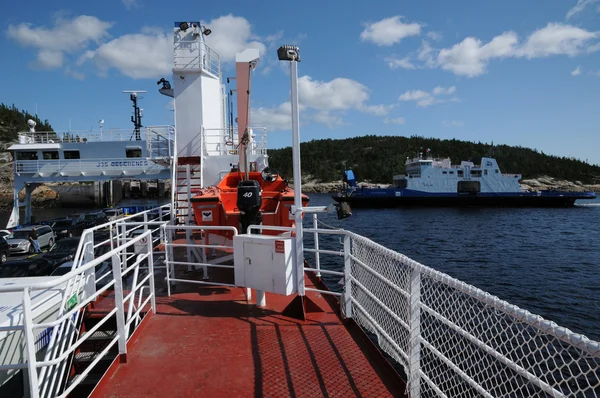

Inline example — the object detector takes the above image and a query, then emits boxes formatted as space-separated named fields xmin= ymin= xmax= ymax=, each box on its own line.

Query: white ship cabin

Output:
xmin=9 ymin=125 xmax=173 ymax=181
xmin=393 ymin=155 xmax=523 ymax=193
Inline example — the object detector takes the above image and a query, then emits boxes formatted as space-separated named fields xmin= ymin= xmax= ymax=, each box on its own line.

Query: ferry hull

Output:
xmin=333 ymin=191 xmax=596 ymax=208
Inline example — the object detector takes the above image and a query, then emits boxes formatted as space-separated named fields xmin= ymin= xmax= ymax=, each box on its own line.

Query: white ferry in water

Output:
xmin=334 ymin=154 xmax=596 ymax=208
xmin=0 ymin=19 xmax=598 ymax=398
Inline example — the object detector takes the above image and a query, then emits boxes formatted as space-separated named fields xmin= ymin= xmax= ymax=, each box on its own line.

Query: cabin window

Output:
xmin=495 ymin=169 xmax=499 ymax=173
xmin=457 ymin=170 xmax=464 ymax=176
xmin=471 ymin=170 xmax=482 ymax=177
xmin=16 ymin=151 xmax=38 ymax=160
xmin=42 ymin=151 xmax=59 ymax=160
xmin=449 ymin=171 xmax=454 ymax=174
xmin=64 ymin=150 xmax=80 ymax=159
xmin=484 ymin=169 xmax=488 ymax=175
xmin=126 ymin=147 xmax=142 ymax=158
xmin=442 ymin=171 xmax=447 ymax=174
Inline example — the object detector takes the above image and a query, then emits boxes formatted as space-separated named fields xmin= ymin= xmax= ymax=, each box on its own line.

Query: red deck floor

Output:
xmin=90 ymin=276 xmax=406 ymax=398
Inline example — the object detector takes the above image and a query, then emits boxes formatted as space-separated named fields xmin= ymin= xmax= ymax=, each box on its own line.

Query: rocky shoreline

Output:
xmin=296 ymin=176 xmax=600 ymax=193
xmin=0 ymin=160 xmax=598 ymax=209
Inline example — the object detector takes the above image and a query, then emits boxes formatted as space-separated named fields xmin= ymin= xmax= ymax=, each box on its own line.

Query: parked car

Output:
xmin=48 ymin=218 xmax=86 ymax=240
xmin=0 ymin=230 xmax=11 ymax=240
xmin=83 ymin=212 xmax=109 ymax=226
xmin=52 ymin=260 xmax=112 ymax=287
xmin=69 ymin=213 xmax=95 ymax=229
xmin=43 ymin=237 xmax=80 ymax=265
xmin=6 ymin=226 xmax=56 ymax=254
xmin=0 ymin=237 xmax=9 ymax=264
xmin=0 ymin=257 xmax=58 ymax=278
xmin=103 ymin=208 xmax=125 ymax=221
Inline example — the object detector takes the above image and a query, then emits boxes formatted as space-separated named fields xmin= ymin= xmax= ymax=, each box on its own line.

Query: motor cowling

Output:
xmin=237 ymin=180 xmax=262 ymax=234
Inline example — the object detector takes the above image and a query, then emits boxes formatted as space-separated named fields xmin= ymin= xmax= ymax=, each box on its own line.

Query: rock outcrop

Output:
xmin=520 ymin=176 xmax=600 ymax=193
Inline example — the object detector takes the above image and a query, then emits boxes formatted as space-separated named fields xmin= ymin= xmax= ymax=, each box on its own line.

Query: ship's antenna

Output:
xmin=123 ymin=90 xmax=147 ymax=140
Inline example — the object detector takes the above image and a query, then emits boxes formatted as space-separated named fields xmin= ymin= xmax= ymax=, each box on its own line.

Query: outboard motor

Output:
xmin=335 ymin=202 xmax=352 ymax=220
xmin=237 ymin=180 xmax=262 ymax=234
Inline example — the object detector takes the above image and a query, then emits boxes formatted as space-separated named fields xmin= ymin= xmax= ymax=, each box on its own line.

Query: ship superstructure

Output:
xmin=6 ymin=97 xmax=173 ymax=227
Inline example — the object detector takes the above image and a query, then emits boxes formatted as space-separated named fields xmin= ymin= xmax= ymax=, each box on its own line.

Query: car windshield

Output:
xmin=84 ymin=214 xmax=98 ymax=221
xmin=52 ymin=221 xmax=72 ymax=229
xmin=10 ymin=230 xmax=30 ymax=239
xmin=51 ymin=266 xmax=72 ymax=276
xmin=105 ymin=210 xmax=117 ymax=216
xmin=50 ymin=240 xmax=79 ymax=252
xmin=94 ymin=245 xmax=110 ymax=257
xmin=0 ymin=263 xmax=28 ymax=278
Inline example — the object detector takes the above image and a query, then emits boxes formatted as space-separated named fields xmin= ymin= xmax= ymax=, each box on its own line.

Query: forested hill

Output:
xmin=0 ymin=103 xmax=53 ymax=142
xmin=268 ymin=135 xmax=600 ymax=184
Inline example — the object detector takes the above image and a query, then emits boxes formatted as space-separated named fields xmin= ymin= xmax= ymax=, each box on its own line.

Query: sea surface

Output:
xmin=2 ymin=194 xmax=599 ymax=341
xmin=303 ymin=193 xmax=600 ymax=342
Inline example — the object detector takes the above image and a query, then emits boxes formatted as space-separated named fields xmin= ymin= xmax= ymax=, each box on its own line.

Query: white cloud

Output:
xmin=311 ymin=111 xmax=344 ymax=128
xmin=362 ymin=104 xmax=394 ymax=116
xmin=122 ymin=0 xmax=141 ymax=9
xmin=384 ymin=117 xmax=406 ymax=125
xmin=566 ymin=0 xmax=599 ymax=19
xmin=298 ymin=76 xmax=370 ymax=111
xmin=571 ymin=66 xmax=582 ymax=75
xmin=518 ymin=23 xmax=598 ymax=58
xmin=8 ymin=14 xmax=269 ymax=79
xmin=392 ymin=23 xmax=599 ymax=77
xmin=36 ymin=50 xmax=64 ymax=69
xmin=432 ymin=86 xmax=456 ymax=95
xmin=399 ymin=86 xmax=458 ymax=108
xmin=437 ymin=31 xmax=519 ymax=77
xmin=7 ymin=15 xmax=113 ymax=69
xmin=399 ymin=90 xmax=430 ymax=101
xmin=251 ymin=102 xmax=292 ymax=131
xmin=426 ymin=31 xmax=443 ymax=41
xmin=251 ymin=75 xmax=392 ymax=131
xmin=385 ymin=56 xmax=416 ymax=69
xmin=442 ymin=120 xmax=464 ymax=127
xmin=83 ymin=29 xmax=171 ymax=79
xmin=203 ymin=14 xmax=266 ymax=63
xmin=360 ymin=16 xmax=421 ymax=46
xmin=64 ymin=66 xmax=85 ymax=80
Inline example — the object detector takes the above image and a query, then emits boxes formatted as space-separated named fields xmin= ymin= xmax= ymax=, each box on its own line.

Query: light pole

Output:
xmin=277 ymin=45 xmax=305 ymax=297
xmin=99 ymin=119 xmax=104 ymax=141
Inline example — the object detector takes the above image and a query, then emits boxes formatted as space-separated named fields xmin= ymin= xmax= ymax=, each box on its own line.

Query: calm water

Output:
xmin=2 ymin=194 xmax=599 ymax=340
xmin=305 ymin=193 xmax=600 ymax=341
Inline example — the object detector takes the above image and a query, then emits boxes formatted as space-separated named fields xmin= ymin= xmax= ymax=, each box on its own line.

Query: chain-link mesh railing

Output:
xmin=347 ymin=232 xmax=600 ymax=397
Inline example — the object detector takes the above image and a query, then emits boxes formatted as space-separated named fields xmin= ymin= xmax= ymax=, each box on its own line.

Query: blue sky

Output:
xmin=1 ymin=0 xmax=600 ymax=164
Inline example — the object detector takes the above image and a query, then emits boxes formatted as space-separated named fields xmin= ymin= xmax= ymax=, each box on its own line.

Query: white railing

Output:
xmin=293 ymin=217 xmax=600 ymax=398
xmin=174 ymin=41 xmax=220 ymax=76
xmin=16 ymin=126 xmax=173 ymax=145
xmin=15 ymin=158 xmax=170 ymax=175
xmin=146 ymin=126 xmax=174 ymax=160
xmin=0 ymin=230 xmax=157 ymax=398
xmin=0 ymin=204 xmax=171 ymax=398
xmin=163 ymin=225 xmax=238 ymax=296
xmin=202 ymin=127 xmax=268 ymax=157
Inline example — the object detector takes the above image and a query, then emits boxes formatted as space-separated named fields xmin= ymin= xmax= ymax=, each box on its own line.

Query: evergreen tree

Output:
xmin=268 ymin=135 xmax=600 ymax=184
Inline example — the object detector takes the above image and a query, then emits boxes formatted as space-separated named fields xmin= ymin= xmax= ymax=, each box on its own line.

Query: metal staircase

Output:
xmin=146 ymin=126 xmax=173 ymax=166
xmin=174 ymin=163 xmax=202 ymax=225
